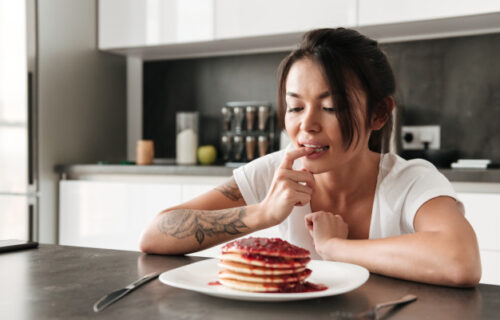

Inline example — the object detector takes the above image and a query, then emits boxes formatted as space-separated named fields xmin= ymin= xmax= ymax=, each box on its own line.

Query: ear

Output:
xmin=370 ymin=96 xmax=395 ymax=131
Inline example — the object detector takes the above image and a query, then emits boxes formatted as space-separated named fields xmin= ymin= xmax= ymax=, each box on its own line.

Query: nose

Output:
xmin=299 ymin=106 xmax=321 ymax=133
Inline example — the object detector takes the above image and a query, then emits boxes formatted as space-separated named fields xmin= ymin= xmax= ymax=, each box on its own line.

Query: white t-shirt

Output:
xmin=233 ymin=148 xmax=463 ymax=259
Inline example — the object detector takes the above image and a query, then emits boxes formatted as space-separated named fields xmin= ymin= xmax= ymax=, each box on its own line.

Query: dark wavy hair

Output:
xmin=277 ymin=28 xmax=395 ymax=153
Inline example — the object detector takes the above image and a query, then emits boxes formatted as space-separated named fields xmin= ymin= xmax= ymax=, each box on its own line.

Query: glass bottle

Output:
xmin=176 ymin=112 xmax=198 ymax=165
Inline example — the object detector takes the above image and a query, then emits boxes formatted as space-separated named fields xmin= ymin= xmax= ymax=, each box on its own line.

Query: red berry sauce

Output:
xmin=239 ymin=253 xmax=311 ymax=265
xmin=222 ymin=237 xmax=310 ymax=257
xmin=277 ymin=281 xmax=328 ymax=293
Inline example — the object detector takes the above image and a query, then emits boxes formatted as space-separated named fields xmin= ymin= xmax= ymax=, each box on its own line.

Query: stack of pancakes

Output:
xmin=217 ymin=237 xmax=312 ymax=292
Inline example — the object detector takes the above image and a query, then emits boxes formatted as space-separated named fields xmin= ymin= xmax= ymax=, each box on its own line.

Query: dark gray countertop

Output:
xmin=1 ymin=245 xmax=499 ymax=319
xmin=56 ymin=164 xmax=500 ymax=183
xmin=439 ymin=169 xmax=500 ymax=183
xmin=56 ymin=163 xmax=235 ymax=178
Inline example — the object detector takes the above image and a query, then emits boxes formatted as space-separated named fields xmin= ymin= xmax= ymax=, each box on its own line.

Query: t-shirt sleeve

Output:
xmin=232 ymin=150 xmax=285 ymax=205
xmin=402 ymin=170 xmax=464 ymax=233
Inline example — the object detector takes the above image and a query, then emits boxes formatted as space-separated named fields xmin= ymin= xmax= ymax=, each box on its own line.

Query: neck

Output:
xmin=314 ymin=151 xmax=381 ymax=202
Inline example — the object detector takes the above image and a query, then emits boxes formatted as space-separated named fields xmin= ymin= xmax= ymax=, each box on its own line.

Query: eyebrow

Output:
xmin=286 ymin=91 xmax=331 ymax=99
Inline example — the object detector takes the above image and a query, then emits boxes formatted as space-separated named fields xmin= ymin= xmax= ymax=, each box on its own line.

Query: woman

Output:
xmin=140 ymin=28 xmax=481 ymax=287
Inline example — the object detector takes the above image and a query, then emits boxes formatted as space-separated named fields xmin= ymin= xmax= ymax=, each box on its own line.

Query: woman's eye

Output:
xmin=286 ymin=106 xmax=303 ymax=113
xmin=323 ymin=107 xmax=336 ymax=113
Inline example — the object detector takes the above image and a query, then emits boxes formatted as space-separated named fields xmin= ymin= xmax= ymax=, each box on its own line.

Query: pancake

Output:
xmin=218 ymin=260 xmax=306 ymax=275
xmin=217 ymin=237 xmax=325 ymax=293
xmin=220 ymin=252 xmax=311 ymax=268
xmin=218 ymin=268 xmax=312 ymax=284
xmin=222 ymin=237 xmax=310 ymax=258
xmin=219 ymin=278 xmax=296 ymax=293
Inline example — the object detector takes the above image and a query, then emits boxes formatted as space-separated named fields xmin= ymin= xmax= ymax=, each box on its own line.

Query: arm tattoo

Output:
xmin=157 ymin=207 xmax=248 ymax=245
xmin=215 ymin=177 xmax=243 ymax=202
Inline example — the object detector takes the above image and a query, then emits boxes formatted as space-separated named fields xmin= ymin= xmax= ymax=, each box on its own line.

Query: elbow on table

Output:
xmin=138 ymin=225 xmax=170 ymax=254
xmin=139 ymin=211 xmax=172 ymax=254
xmin=138 ymin=232 xmax=156 ymax=254
xmin=446 ymin=259 xmax=482 ymax=287
xmin=139 ymin=228 xmax=187 ymax=255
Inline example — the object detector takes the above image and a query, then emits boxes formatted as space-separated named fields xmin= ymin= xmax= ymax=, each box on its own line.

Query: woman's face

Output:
xmin=284 ymin=58 xmax=371 ymax=174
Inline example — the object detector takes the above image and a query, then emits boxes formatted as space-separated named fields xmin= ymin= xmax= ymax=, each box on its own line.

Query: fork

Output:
xmin=332 ymin=294 xmax=417 ymax=319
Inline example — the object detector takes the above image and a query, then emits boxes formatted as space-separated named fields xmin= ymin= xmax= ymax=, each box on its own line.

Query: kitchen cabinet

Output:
xmin=214 ymin=0 xmax=357 ymax=39
xmin=457 ymin=190 xmax=500 ymax=285
xmin=58 ymin=177 xmax=279 ymax=255
xmin=59 ymin=180 xmax=182 ymax=251
xmin=358 ymin=0 xmax=500 ymax=26
xmin=98 ymin=0 xmax=500 ymax=60
xmin=98 ymin=0 xmax=214 ymax=49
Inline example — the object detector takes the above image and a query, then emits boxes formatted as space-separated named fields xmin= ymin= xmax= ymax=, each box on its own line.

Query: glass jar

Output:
xmin=176 ymin=112 xmax=198 ymax=165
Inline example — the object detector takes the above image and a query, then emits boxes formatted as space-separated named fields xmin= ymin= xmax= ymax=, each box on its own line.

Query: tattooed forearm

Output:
xmin=215 ymin=177 xmax=243 ymax=202
xmin=157 ymin=207 xmax=248 ymax=245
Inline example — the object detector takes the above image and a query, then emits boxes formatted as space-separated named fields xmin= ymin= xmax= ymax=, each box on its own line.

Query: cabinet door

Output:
xmin=480 ymin=250 xmax=500 ymax=285
xmin=181 ymin=178 xmax=227 ymax=202
xmin=99 ymin=0 xmax=214 ymax=49
xmin=358 ymin=0 xmax=500 ymax=26
xmin=459 ymin=192 xmax=500 ymax=252
xmin=458 ymin=191 xmax=500 ymax=285
xmin=59 ymin=180 xmax=182 ymax=251
xmin=215 ymin=0 xmax=357 ymax=39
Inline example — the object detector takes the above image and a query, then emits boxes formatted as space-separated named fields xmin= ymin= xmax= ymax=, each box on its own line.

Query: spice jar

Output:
xmin=258 ymin=135 xmax=269 ymax=157
xmin=258 ymin=106 xmax=270 ymax=131
xmin=233 ymin=135 xmax=244 ymax=161
xmin=245 ymin=136 xmax=256 ymax=161
xmin=246 ymin=106 xmax=256 ymax=131
xmin=233 ymin=107 xmax=245 ymax=133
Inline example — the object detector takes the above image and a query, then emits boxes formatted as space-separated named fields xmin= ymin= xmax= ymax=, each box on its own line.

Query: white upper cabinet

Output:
xmin=214 ymin=0 xmax=357 ymax=39
xmin=98 ymin=0 xmax=214 ymax=49
xmin=358 ymin=0 xmax=500 ymax=26
xmin=98 ymin=0 xmax=500 ymax=59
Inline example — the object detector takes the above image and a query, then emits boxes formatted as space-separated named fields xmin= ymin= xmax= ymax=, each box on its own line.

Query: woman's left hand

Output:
xmin=304 ymin=211 xmax=348 ymax=257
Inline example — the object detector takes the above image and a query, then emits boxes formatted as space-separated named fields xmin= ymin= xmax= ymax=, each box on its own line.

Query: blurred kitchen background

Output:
xmin=1 ymin=0 xmax=500 ymax=284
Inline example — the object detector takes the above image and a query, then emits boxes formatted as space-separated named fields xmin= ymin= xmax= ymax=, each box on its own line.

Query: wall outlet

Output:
xmin=401 ymin=125 xmax=440 ymax=150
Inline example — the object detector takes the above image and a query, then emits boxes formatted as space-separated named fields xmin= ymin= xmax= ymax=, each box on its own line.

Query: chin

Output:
xmin=302 ymin=161 xmax=330 ymax=174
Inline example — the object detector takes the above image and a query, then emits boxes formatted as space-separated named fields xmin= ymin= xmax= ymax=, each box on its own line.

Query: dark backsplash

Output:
xmin=144 ymin=32 xmax=500 ymax=162
xmin=143 ymin=52 xmax=288 ymax=159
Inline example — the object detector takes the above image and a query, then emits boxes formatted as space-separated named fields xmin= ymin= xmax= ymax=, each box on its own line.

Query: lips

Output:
xmin=299 ymin=143 xmax=330 ymax=153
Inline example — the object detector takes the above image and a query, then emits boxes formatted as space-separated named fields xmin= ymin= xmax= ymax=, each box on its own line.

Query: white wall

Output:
xmin=37 ymin=0 xmax=126 ymax=243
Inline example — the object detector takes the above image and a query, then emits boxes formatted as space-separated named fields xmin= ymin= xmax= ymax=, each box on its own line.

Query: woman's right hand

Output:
xmin=258 ymin=147 xmax=316 ymax=226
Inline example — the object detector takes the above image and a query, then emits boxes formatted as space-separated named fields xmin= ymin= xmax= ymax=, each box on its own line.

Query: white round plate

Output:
xmin=159 ymin=259 xmax=369 ymax=302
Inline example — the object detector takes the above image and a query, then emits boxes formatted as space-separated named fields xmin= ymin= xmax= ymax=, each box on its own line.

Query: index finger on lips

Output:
xmin=279 ymin=147 xmax=314 ymax=170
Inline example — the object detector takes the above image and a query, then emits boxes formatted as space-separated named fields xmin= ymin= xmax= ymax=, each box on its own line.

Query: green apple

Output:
xmin=197 ymin=145 xmax=217 ymax=165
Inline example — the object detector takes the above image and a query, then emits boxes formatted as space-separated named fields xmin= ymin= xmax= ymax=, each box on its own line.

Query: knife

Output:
xmin=93 ymin=272 xmax=159 ymax=312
